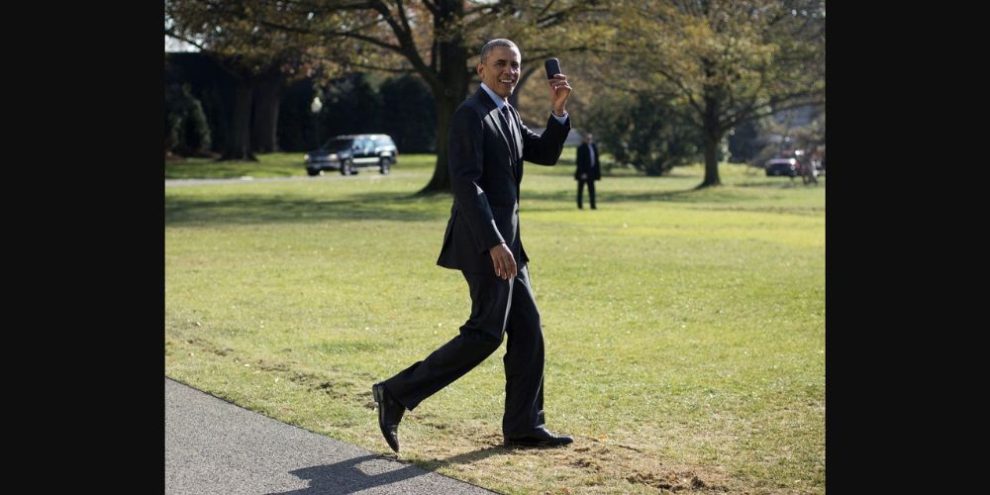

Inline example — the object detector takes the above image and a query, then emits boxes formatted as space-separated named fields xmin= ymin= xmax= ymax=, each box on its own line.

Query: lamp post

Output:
xmin=310 ymin=95 xmax=323 ymax=148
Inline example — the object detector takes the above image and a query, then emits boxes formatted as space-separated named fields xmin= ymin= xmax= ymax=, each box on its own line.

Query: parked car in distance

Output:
xmin=765 ymin=157 xmax=799 ymax=177
xmin=305 ymin=134 xmax=398 ymax=176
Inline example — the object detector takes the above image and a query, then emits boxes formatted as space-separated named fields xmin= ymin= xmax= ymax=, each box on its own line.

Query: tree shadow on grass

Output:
xmin=733 ymin=178 xmax=819 ymax=188
xmin=522 ymin=186 xmax=753 ymax=207
xmin=166 ymin=177 xmax=818 ymax=226
xmin=166 ymin=191 xmax=449 ymax=226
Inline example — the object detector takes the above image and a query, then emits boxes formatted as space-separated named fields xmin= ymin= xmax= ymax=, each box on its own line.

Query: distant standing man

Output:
xmin=372 ymin=38 xmax=574 ymax=453
xmin=801 ymin=157 xmax=818 ymax=186
xmin=575 ymin=133 xmax=600 ymax=209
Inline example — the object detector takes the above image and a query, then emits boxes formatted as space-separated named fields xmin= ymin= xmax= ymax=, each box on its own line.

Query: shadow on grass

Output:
xmin=733 ymin=178 xmax=823 ymax=189
xmin=522 ymin=186 xmax=752 ymax=206
xmin=166 ymin=191 xmax=449 ymax=226
xmin=167 ymin=177 xmax=820 ymax=226
xmin=422 ymin=444 xmax=513 ymax=469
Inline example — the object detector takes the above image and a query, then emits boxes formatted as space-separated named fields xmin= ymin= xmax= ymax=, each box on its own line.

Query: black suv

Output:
xmin=764 ymin=158 xmax=799 ymax=177
xmin=305 ymin=134 xmax=398 ymax=176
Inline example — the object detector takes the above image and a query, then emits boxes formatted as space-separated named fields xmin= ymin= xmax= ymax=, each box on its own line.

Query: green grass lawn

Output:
xmin=165 ymin=153 xmax=297 ymax=179
xmin=166 ymin=150 xmax=824 ymax=494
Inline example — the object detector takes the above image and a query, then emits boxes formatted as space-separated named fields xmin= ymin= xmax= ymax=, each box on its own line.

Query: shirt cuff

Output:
xmin=551 ymin=111 xmax=568 ymax=124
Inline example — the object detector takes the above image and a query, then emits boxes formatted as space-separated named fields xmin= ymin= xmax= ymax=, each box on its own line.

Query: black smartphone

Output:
xmin=544 ymin=58 xmax=561 ymax=79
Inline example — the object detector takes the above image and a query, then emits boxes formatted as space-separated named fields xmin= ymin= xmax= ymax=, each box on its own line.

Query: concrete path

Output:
xmin=165 ymin=378 xmax=499 ymax=495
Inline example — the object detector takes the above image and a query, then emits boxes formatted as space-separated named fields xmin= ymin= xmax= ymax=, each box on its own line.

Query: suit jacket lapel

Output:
xmin=507 ymin=105 xmax=523 ymax=163
xmin=506 ymin=105 xmax=523 ymax=180
xmin=476 ymin=89 xmax=517 ymax=175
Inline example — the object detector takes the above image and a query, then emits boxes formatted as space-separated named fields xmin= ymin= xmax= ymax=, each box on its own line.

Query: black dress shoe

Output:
xmin=372 ymin=383 xmax=405 ymax=453
xmin=505 ymin=426 xmax=574 ymax=448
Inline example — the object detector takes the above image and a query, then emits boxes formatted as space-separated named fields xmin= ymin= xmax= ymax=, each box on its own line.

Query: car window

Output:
xmin=324 ymin=138 xmax=353 ymax=150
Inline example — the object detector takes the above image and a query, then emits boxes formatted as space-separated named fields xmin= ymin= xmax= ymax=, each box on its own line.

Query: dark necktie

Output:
xmin=500 ymin=105 xmax=519 ymax=161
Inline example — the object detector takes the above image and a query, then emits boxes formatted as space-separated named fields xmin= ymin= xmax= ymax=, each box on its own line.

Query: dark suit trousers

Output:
xmin=382 ymin=265 xmax=546 ymax=437
xmin=577 ymin=179 xmax=596 ymax=209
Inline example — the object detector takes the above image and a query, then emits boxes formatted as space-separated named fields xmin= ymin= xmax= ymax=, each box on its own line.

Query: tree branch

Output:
xmin=338 ymin=30 xmax=404 ymax=53
xmin=652 ymin=64 xmax=704 ymax=116
xmin=165 ymin=28 xmax=208 ymax=51
xmin=422 ymin=0 xmax=439 ymax=16
xmin=369 ymin=1 xmax=438 ymax=87
xmin=344 ymin=61 xmax=416 ymax=74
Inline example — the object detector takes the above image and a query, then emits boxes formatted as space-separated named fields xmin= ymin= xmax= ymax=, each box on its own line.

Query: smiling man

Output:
xmin=372 ymin=38 xmax=574 ymax=452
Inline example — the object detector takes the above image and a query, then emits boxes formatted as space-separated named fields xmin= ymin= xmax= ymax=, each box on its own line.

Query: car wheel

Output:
xmin=340 ymin=161 xmax=354 ymax=175
xmin=307 ymin=169 xmax=321 ymax=177
xmin=379 ymin=157 xmax=390 ymax=175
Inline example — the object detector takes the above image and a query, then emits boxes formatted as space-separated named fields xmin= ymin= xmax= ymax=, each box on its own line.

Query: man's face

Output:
xmin=478 ymin=46 xmax=521 ymax=99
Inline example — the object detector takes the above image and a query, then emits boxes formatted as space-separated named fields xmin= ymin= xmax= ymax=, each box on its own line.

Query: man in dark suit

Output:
xmin=372 ymin=38 xmax=574 ymax=452
xmin=575 ymin=133 xmax=601 ymax=209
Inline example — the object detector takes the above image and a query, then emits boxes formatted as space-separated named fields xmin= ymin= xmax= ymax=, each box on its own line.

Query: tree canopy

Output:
xmin=166 ymin=1 xmax=825 ymax=189
xmin=586 ymin=0 xmax=825 ymax=187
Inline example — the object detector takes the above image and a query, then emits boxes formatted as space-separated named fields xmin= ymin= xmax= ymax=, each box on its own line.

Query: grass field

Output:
xmin=166 ymin=150 xmax=824 ymax=494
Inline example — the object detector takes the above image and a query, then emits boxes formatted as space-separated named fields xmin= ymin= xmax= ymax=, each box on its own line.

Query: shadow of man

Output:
xmin=418 ymin=444 xmax=513 ymax=471
xmin=267 ymin=445 xmax=511 ymax=495
xmin=266 ymin=454 xmax=424 ymax=495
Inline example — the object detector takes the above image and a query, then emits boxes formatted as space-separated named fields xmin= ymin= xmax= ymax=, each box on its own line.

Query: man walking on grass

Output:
xmin=372 ymin=38 xmax=575 ymax=453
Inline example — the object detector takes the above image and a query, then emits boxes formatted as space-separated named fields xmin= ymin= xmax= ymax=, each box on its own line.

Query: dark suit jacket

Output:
xmin=437 ymin=88 xmax=570 ymax=274
xmin=575 ymin=142 xmax=600 ymax=181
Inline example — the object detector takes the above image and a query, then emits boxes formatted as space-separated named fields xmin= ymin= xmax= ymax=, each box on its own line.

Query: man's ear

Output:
xmin=476 ymin=64 xmax=484 ymax=77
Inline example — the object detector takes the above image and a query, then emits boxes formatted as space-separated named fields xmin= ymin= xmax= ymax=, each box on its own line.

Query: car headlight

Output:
xmin=304 ymin=154 xmax=311 ymax=163
xmin=328 ymin=153 xmax=338 ymax=161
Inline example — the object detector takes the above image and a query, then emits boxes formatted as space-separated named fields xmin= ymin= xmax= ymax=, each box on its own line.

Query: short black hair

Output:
xmin=480 ymin=38 xmax=519 ymax=64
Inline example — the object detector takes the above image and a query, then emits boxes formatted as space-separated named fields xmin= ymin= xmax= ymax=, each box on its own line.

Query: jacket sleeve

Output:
xmin=593 ymin=145 xmax=602 ymax=180
xmin=520 ymin=113 xmax=570 ymax=165
xmin=448 ymin=106 xmax=505 ymax=254
xmin=575 ymin=144 xmax=586 ymax=179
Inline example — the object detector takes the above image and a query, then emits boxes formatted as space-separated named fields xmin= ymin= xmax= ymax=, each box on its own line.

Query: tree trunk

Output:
xmin=251 ymin=74 xmax=283 ymax=153
xmin=418 ymin=0 xmax=469 ymax=195
xmin=697 ymin=89 xmax=721 ymax=188
xmin=220 ymin=80 xmax=257 ymax=161
xmin=419 ymin=92 xmax=461 ymax=194
xmin=698 ymin=133 xmax=721 ymax=188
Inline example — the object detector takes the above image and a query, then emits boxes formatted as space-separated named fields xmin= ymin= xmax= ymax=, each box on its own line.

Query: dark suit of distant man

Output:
xmin=575 ymin=134 xmax=600 ymax=209
xmin=372 ymin=39 xmax=575 ymax=452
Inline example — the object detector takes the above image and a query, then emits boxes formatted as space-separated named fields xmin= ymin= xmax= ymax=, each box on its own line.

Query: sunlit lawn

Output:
xmin=166 ymin=150 xmax=824 ymax=494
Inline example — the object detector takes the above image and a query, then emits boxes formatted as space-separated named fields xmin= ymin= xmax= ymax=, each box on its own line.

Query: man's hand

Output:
xmin=548 ymin=74 xmax=571 ymax=117
xmin=489 ymin=242 xmax=517 ymax=280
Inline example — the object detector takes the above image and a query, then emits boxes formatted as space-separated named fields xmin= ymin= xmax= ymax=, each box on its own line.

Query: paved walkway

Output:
xmin=165 ymin=378 xmax=498 ymax=495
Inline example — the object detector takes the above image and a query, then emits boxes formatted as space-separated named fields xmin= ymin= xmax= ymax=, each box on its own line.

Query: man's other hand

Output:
xmin=489 ymin=243 xmax=517 ymax=280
